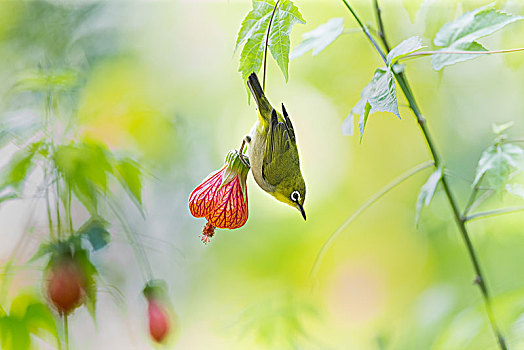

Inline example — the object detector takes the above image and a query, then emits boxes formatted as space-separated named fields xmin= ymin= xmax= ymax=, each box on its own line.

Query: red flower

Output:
xmin=189 ymin=150 xmax=250 ymax=242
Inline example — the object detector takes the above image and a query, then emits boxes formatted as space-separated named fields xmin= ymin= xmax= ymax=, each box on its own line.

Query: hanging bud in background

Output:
xmin=45 ymin=254 xmax=87 ymax=315
xmin=143 ymin=279 xmax=176 ymax=344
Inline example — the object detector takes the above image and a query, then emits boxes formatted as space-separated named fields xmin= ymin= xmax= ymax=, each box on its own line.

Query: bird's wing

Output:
xmin=262 ymin=108 xmax=299 ymax=186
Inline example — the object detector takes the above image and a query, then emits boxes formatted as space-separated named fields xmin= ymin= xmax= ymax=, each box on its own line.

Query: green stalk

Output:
xmin=63 ymin=314 xmax=69 ymax=350
xmin=466 ymin=206 xmax=524 ymax=222
xmin=262 ymin=0 xmax=281 ymax=92
xmin=340 ymin=0 xmax=507 ymax=348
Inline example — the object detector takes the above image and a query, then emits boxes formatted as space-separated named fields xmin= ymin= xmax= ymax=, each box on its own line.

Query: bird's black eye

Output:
xmin=291 ymin=190 xmax=300 ymax=202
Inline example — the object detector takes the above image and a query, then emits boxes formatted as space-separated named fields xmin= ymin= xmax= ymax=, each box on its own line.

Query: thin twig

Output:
xmin=504 ymin=137 xmax=524 ymax=143
xmin=400 ymin=47 xmax=524 ymax=61
xmin=310 ymin=161 xmax=434 ymax=281
xmin=373 ymin=0 xmax=390 ymax=52
xmin=347 ymin=1 xmax=507 ymax=348
xmin=262 ymin=0 xmax=280 ymax=92
xmin=340 ymin=0 xmax=387 ymax=65
xmin=466 ymin=206 xmax=524 ymax=222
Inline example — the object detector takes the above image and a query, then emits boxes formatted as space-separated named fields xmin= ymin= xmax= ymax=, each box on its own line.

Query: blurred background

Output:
xmin=1 ymin=0 xmax=524 ymax=349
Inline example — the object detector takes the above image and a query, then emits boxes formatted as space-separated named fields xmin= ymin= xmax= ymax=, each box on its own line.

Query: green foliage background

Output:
xmin=1 ymin=0 xmax=524 ymax=349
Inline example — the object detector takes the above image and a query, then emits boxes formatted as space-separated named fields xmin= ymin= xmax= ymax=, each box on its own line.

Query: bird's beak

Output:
xmin=297 ymin=203 xmax=306 ymax=221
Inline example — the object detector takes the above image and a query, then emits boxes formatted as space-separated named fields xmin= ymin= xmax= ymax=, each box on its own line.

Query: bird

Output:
xmin=244 ymin=72 xmax=306 ymax=220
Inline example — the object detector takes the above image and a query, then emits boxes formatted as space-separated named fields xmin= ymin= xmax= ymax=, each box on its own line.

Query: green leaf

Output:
xmin=114 ymin=158 xmax=142 ymax=207
xmin=291 ymin=18 xmax=344 ymax=59
xmin=432 ymin=4 xmax=524 ymax=70
xmin=1 ymin=142 xmax=41 ymax=191
xmin=24 ymin=303 xmax=57 ymax=339
xmin=237 ymin=0 xmax=305 ymax=82
xmin=10 ymin=69 xmax=80 ymax=95
xmin=0 ymin=294 xmax=57 ymax=350
xmin=77 ymin=217 xmax=111 ymax=251
xmin=235 ymin=0 xmax=275 ymax=53
xmin=350 ymin=68 xmax=400 ymax=140
xmin=53 ymin=141 xmax=113 ymax=214
xmin=268 ymin=0 xmax=305 ymax=81
xmin=415 ymin=167 xmax=443 ymax=225
xmin=432 ymin=41 xmax=487 ymax=71
xmin=386 ymin=36 xmax=424 ymax=66
xmin=473 ymin=143 xmax=524 ymax=191
xmin=492 ymin=121 xmax=514 ymax=135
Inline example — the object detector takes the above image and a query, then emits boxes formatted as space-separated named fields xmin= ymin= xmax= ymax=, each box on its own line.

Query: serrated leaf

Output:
xmin=268 ymin=0 xmax=305 ymax=81
xmin=77 ymin=217 xmax=111 ymax=251
xmin=432 ymin=41 xmax=487 ymax=71
xmin=237 ymin=0 xmax=305 ymax=82
xmin=235 ymin=0 xmax=275 ymax=52
xmin=1 ymin=142 xmax=41 ymax=191
xmin=350 ymin=67 xmax=400 ymax=140
xmin=114 ymin=158 xmax=142 ymax=207
xmin=415 ymin=167 xmax=443 ymax=225
xmin=54 ymin=141 xmax=113 ymax=214
xmin=473 ymin=143 xmax=524 ymax=191
xmin=432 ymin=4 xmax=524 ymax=70
xmin=291 ymin=18 xmax=344 ymax=59
xmin=386 ymin=36 xmax=424 ymax=66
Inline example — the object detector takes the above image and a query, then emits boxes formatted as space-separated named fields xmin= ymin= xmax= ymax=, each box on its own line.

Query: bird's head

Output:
xmin=273 ymin=174 xmax=306 ymax=221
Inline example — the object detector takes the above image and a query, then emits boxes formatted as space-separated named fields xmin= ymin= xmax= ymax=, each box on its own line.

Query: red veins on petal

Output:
xmin=207 ymin=176 xmax=248 ymax=229
xmin=189 ymin=157 xmax=249 ymax=231
xmin=188 ymin=166 xmax=226 ymax=218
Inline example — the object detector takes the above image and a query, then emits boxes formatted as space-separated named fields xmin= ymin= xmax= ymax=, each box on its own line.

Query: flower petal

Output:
xmin=207 ymin=176 xmax=248 ymax=229
xmin=188 ymin=166 xmax=226 ymax=218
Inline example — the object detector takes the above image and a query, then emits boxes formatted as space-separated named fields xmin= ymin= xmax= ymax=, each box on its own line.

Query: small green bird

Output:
xmin=245 ymin=72 xmax=306 ymax=220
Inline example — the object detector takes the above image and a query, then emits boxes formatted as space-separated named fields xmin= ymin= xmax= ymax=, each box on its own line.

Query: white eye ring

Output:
xmin=291 ymin=190 xmax=300 ymax=202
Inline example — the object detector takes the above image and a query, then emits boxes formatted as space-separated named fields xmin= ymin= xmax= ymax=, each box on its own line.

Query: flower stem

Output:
xmin=311 ymin=161 xmax=434 ymax=282
xmin=341 ymin=0 xmax=508 ymax=348
xmin=262 ymin=0 xmax=280 ymax=92
xmin=465 ymin=206 xmax=524 ymax=222
xmin=400 ymin=47 xmax=524 ymax=61
xmin=63 ymin=314 xmax=69 ymax=350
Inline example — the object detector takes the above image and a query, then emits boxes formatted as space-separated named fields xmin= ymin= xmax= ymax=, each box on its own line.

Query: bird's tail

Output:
xmin=247 ymin=73 xmax=272 ymax=120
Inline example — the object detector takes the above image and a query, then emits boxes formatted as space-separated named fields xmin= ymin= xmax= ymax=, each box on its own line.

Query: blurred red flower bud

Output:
xmin=46 ymin=258 xmax=85 ymax=315
xmin=148 ymin=299 xmax=170 ymax=343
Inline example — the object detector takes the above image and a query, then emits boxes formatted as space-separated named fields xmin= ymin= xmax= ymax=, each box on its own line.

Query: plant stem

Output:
xmin=466 ymin=206 xmax=524 ymax=222
xmin=55 ymin=174 xmax=62 ymax=239
xmin=262 ymin=0 xmax=280 ymax=92
xmin=311 ymin=161 xmax=434 ymax=281
xmin=63 ymin=314 xmax=69 ymax=350
xmin=340 ymin=0 xmax=387 ymax=65
xmin=401 ymin=47 xmax=524 ymax=61
xmin=372 ymin=0 xmax=390 ymax=52
xmin=341 ymin=0 xmax=507 ymax=348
